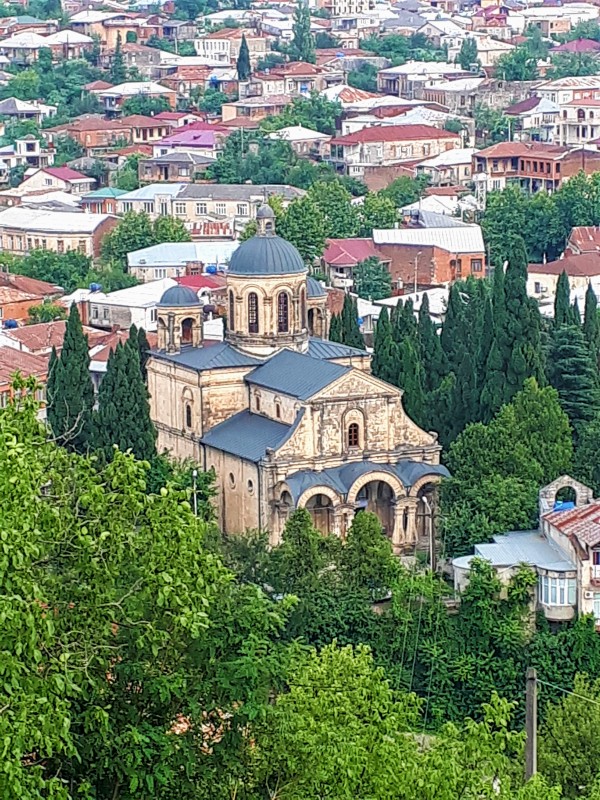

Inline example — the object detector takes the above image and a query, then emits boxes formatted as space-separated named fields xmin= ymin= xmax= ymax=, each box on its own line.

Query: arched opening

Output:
xmin=229 ymin=290 xmax=235 ymax=332
xmin=347 ymin=422 xmax=360 ymax=448
xmin=555 ymin=485 xmax=577 ymax=510
xmin=415 ymin=482 xmax=438 ymax=542
xmin=277 ymin=292 xmax=289 ymax=333
xmin=306 ymin=493 xmax=334 ymax=535
xmin=356 ymin=481 xmax=395 ymax=537
xmin=248 ymin=292 xmax=259 ymax=334
xmin=578 ymin=108 xmax=585 ymax=122
xmin=181 ymin=317 xmax=194 ymax=345
xmin=185 ymin=403 xmax=192 ymax=429
xmin=265 ymin=220 xmax=274 ymax=234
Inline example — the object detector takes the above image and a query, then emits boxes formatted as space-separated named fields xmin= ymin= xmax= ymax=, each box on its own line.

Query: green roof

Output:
xmin=15 ymin=15 xmax=44 ymax=22
xmin=82 ymin=188 xmax=128 ymax=199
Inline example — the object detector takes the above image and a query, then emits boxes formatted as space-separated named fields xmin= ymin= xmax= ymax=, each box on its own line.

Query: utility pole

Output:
xmin=525 ymin=667 xmax=537 ymax=781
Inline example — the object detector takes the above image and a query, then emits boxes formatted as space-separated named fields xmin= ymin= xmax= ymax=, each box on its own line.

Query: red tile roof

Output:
xmin=119 ymin=114 xmax=170 ymax=127
xmin=552 ymin=38 xmax=600 ymax=53
xmin=0 ymin=272 xmax=62 ymax=297
xmin=331 ymin=124 xmax=459 ymax=146
xmin=43 ymin=166 xmax=90 ymax=182
xmin=84 ymin=80 xmax=113 ymax=91
xmin=323 ymin=238 xmax=384 ymax=267
xmin=476 ymin=141 xmax=568 ymax=158
xmin=0 ymin=348 xmax=48 ymax=387
xmin=154 ymin=111 xmax=193 ymax=120
xmin=2 ymin=320 xmax=107 ymax=354
xmin=175 ymin=275 xmax=226 ymax=290
xmin=567 ymin=226 xmax=600 ymax=253
xmin=504 ymin=96 xmax=543 ymax=116
xmin=545 ymin=501 xmax=600 ymax=547
xmin=528 ymin=252 xmax=600 ymax=277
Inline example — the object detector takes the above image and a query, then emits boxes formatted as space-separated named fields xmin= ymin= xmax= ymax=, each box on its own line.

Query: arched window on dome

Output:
xmin=229 ymin=290 xmax=235 ymax=332
xmin=277 ymin=292 xmax=289 ymax=333
xmin=248 ymin=292 xmax=259 ymax=334
xmin=300 ymin=288 xmax=306 ymax=329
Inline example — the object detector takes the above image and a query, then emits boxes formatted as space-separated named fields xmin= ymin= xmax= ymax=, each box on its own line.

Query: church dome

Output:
xmin=158 ymin=284 xmax=200 ymax=307
xmin=229 ymin=202 xmax=306 ymax=277
xmin=307 ymin=276 xmax=326 ymax=297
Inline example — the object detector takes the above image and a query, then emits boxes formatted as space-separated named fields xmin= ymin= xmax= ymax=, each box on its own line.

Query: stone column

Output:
xmin=334 ymin=505 xmax=355 ymax=540
xmin=392 ymin=497 xmax=419 ymax=551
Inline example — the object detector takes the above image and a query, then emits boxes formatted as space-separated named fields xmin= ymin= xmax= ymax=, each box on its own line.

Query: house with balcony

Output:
xmin=504 ymin=96 xmax=560 ymax=144
xmin=239 ymin=61 xmax=343 ymax=100
xmin=194 ymin=28 xmax=267 ymax=66
xmin=535 ymin=76 xmax=600 ymax=147
xmin=221 ymin=94 xmax=293 ymax=124
xmin=453 ymin=476 xmax=600 ymax=626
xmin=377 ymin=61 xmax=465 ymax=99
xmin=473 ymin=141 xmax=600 ymax=194
xmin=321 ymin=237 xmax=390 ymax=289
xmin=97 ymin=81 xmax=177 ymax=116
xmin=266 ymin=125 xmax=331 ymax=157
xmin=329 ymin=124 xmax=460 ymax=178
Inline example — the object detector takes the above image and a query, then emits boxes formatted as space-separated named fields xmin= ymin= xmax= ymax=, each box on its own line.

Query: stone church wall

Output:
xmin=205 ymin=448 xmax=261 ymax=533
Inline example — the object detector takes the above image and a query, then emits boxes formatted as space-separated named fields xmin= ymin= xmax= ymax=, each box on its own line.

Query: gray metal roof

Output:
xmin=228 ymin=234 xmax=306 ymax=276
xmin=246 ymin=349 xmax=348 ymax=399
xmin=149 ymin=151 xmax=214 ymax=165
xmin=473 ymin=531 xmax=575 ymax=572
xmin=285 ymin=460 xmax=450 ymax=503
xmin=307 ymin=276 xmax=326 ymax=298
xmin=201 ymin=408 xmax=297 ymax=462
xmin=151 ymin=342 xmax=261 ymax=371
xmin=158 ymin=285 xmax=200 ymax=308
xmin=308 ymin=337 xmax=367 ymax=361
xmin=178 ymin=184 xmax=304 ymax=201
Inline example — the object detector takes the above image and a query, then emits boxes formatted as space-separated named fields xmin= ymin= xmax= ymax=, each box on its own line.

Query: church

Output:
xmin=147 ymin=205 xmax=448 ymax=548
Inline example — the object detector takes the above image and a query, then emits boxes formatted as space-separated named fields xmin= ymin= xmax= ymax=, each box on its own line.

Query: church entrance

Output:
xmin=415 ymin=483 xmax=437 ymax=544
xmin=355 ymin=481 xmax=395 ymax=537
xmin=306 ymin=493 xmax=334 ymax=535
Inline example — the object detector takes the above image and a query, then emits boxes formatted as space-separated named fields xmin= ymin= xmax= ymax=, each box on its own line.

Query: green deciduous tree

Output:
xmin=494 ymin=44 xmax=539 ymax=81
xmin=46 ymin=304 xmax=94 ymax=453
xmin=308 ymin=179 xmax=359 ymax=238
xmin=457 ymin=37 xmax=479 ymax=70
xmin=277 ymin=195 xmax=327 ymax=262
xmin=262 ymin=91 xmax=342 ymax=135
xmin=359 ymin=192 xmax=397 ymax=236
xmin=102 ymin=211 xmax=156 ymax=267
xmin=353 ymin=256 xmax=392 ymax=300
xmin=153 ymin=214 xmax=192 ymax=243
xmin=290 ymin=0 xmax=315 ymax=63
xmin=93 ymin=340 xmax=156 ymax=463
xmin=27 ymin=301 xmax=67 ymax=323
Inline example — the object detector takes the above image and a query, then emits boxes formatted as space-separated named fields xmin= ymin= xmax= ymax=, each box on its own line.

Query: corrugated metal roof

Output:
xmin=473 ymin=530 xmax=575 ymax=571
xmin=307 ymin=337 xmax=367 ymax=360
xmin=373 ymin=225 xmax=484 ymax=253
xmin=127 ymin=240 xmax=239 ymax=268
xmin=247 ymin=349 xmax=348 ymax=400
xmin=152 ymin=342 xmax=261 ymax=371
xmin=201 ymin=409 xmax=294 ymax=462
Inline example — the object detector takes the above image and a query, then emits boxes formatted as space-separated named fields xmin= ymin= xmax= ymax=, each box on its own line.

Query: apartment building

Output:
xmin=329 ymin=124 xmax=460 ymax=178
xmin=473 ymin=141 xmax=600 ymax=193
xmin=117 ymin=183 xmax=305 ymax=239
xmin=0 ymin=207 xmax=117 ymax=257
xmin=536 ymin=76 xmax=600 ymax=146
xmin=377 ymin=61 xmax=465 ymax=99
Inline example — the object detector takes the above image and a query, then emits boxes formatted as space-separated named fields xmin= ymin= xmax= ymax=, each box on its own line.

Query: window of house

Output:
xmin=143 ymin=201 xmax=154 ymax=213
xmin=78 ymin=240 xmax=86 ymax=254
xmin=277 ymin=292 xmax=289 ymax=333
xmin=534 ymin=282 xmax=542 ymax=294
xmin=103 ymin=307 xmax=109 ymax=318
xmin=44 ymin=177 xmax=52 ymax=186
xmin=237 ymin=203 xmax=248 ymax=216
xmin=0 ymin=391 xmax=8 ymax=408
xmin=539 ymin=575 xmax=576 ymax=606
xmin=471 ymin=259 xmax=483 ymax=273
xmin=179 ymin=167 xmax=190 ymax=177
xmin=122 ymin=201 xmax=133 ymax=211
xmin=92 ymin=306 xmax=98 ymax=319
xmin=215 ymin=202 xmax=226 ymax=215
xmin=196 ymin=202 xmax=207 ymax=215
xmin=185 ymin=403 xmax=192 ymax=429
xmin=155 ymin=268 xmax=167 ymax=279
xmin=27 ymin=237 xmax=33 ymax=250
xmin=174 ymin=202 xmax=186 ymax=215
xmin=229 ymin=290 xmax=235 ymax=332
xmin=248 ymin=292 xmax=259 ymax=334
xmin=160 ymin=202 xmax=168 ymax=215
xmin=347 ymin=422 xmax=360 ymax=448
xmin=150 ymin=308 xmax=157 ymax=322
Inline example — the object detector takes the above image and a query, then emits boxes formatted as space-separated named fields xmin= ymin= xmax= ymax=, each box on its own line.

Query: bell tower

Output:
xmin=156 ymin=285 xmax=203 ymax=354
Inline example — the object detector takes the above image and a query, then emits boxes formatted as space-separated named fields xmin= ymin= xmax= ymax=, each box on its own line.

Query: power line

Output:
xmin=537 ymin=678 xmax=600 ymax=708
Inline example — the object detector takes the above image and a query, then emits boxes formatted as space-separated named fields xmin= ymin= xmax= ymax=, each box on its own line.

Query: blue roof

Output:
xmin=151 ymin=342 xmax=261 ymax=371
xmin=285 ymin=460 xmax=450 ymax=503
xmin=201 ymin=409 xmax=298 ymax=462
xmin=246 ymin=349 xmax=348 ymax=400
xmin=307 ymin=276 xmax=326 ymax=298
xmin=308 ymin=337 xmax=368 ymax=361
xmin=228 ymin=235 xmax=306 ymax=276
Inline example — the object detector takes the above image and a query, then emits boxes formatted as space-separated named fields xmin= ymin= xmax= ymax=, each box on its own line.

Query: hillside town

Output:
xmin=7 ymin=0 xmax=600 ymax=796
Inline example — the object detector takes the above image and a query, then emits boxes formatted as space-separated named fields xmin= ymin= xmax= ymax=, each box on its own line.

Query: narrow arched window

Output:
xmin=185 ymin=403 xmax=192 ymax=429
xmin=300 ymin=288 xmax=306 ymax=329
xmin=248 ymin=292 xmax=259 ymax=334
xmin=347 ymin=422 xmax=360 ymax=448
xmin=229 ymin=290 xmax=235 ymax=332
xmin=277 ymin=292 xmax=289 ymax=333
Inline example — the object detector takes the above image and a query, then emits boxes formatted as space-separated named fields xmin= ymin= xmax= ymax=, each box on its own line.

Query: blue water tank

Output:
xmin=3 ymin=319 xmax=18 ymax=329
xmin=89 ymin=283 xmax=102 ymax=292
xmin=206 ymin=264 xmax=217 ymax=274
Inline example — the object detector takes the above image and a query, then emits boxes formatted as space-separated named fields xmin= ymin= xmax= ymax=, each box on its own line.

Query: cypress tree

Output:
xmin=417 ymin=293 xmax=446 ymax=394
xmin=547 ymin=324 xmax=600 ymax=434
xmin=583 ymin=282 xmax=600 ymax=363
xmin=329 ymin=313 xmax=342 ymax=343
xmin=340 ymin=294 xmax=364 ymax=350
xmin=440 ymin=283 xmax=465 ymax=374
xmin=391 ymin=298 xmax=417 ymax=345
xmin=570 ymin=297 xmax=581 ymax=326
xmin=476 ymin=294 xmax=494 ymax=394
xmin=94 ymin=341 xmax=156 ymax=463
xmin=396 ymin=336 xmax=425 ymax=426
xmin=480 ymin=262 xmax=506 ymax=422
xmin=372 ymin=306 xmax=397 ymax=385
xmin=110 ymin=32 xmax=126 ymax=84
xmin=554 ymin=270 xmax=571 ymax=327
xmin=236 ymin=34 xmax=251 ymax=81
xmin=47 ymin=305 xmax=94 ymax=453
xmin=130 ymin=324 xmax=150 ymax=382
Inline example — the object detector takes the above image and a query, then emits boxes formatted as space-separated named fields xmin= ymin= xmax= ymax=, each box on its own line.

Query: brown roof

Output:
xmin=47 ymin=115 xmax=131 ymax=134
xmin=0 ymin=272 xmax=62 ymax=297
xmin=476 ymin=141 xmax=568 ymax=159
xmin=528 ymin=252 xmax=600 ymax=277
xmin=0 ymin=348 xmax=48 ymax=388
xmin=119 ymin=114 xmax=170 ymax=127
xmin=545 ymin=501 xmax=600 ymax=547
xmin=84 ymin=80 xmax=114 ymax=91
xmin=568 ymin=226 xmax=600 ymax=253
xmin=323 ymin=238 xmax=384 ymax=267
xmin=504 ymin=96 xmax=543 ymax=116
xmin=0 ymin=286 xmax=38 ymax=305
xmin=218 ymin=116 xmax=261 ymax=129
xmin=3 ymin=320 xmax=107 ymax=354
xmin=331 ymin=124 xmax=459 ymax=146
